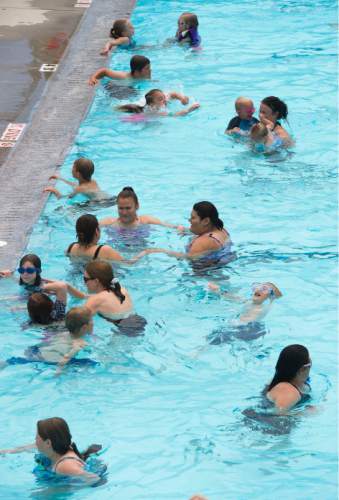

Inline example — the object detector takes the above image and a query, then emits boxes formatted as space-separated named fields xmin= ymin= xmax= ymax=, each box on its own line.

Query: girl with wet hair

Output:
xmin=100 ymin=186 xmax=181 ymax=230
xmin=0 ymin=417 xmax=102 ymax=481
xmin=117 ymin=89 xmax=200 ymax=116
xmin=259 ymin=96 xmax=293 ymax=146
xmin=27 ymin=281 xmax=68 ymax=324
xmin=265 ymin=344 xmax=312 ymax=410
xmin=0 ymin=254 xmax=53 ymax=297
xmin=143 ymin=201 xmax=233 ymax=264
xmin=100 ymin=19 xmax=135 ymax=56
xmin=176 ymin=12 xmax=201 ymax=48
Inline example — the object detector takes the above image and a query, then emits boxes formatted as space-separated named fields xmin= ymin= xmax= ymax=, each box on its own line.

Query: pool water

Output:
xmin=0 ymin=0 xmax=337 ymax=498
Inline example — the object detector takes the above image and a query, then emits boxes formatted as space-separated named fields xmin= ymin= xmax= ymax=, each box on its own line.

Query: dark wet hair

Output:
xmin=19 ymin=254 xmax=42 ymax=287
xmin=110 ymin=19 xmax=130 ymax=38
xmin=130 ymin=55 xmax=150 ymax=75
xmin=37 ymin=417 xmax=101 ymax=462
xmin=76 ymin=214 xmax=99 ymax=246
xmin=266 ymin=344 xmax=310 ymax=392
xmin=261 ymin=96 xmax=288 ymax=120
xmin=85 ymin=261 xmax=125 ymax=304
xmin=117 ymin=186 xmax=139 ymax=207
xmin=180 ymin=12 xmax=199 ymax=28
xmin=27 ymin=292 xmax=53 ymax=324
xmin=73 ymin=158 xmax=94 ymax=182
xmin=193 ymin=201 xmax=224 ymax=230
xmin=118 ymin=89 xmax=163 ymax=114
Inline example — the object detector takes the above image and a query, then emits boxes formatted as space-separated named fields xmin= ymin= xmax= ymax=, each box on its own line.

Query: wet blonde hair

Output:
xmin=250 ymin=122 xmax=268 ymax=141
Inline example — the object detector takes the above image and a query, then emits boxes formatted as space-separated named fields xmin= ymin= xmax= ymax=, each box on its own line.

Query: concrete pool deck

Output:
xmin=0 ymin=0 xmax=136 ymax=268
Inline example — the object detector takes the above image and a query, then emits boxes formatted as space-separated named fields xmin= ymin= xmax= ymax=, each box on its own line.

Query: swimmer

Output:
xmin=44 ymin=158 xmax=104 ymax=200
xmin=265 ymin=344 xmax=312 ymax=410
xmin=117 ymin=89 xmax=200 ymax=116
xmin=89 ymin=55 xmax=151 ymax=86
xmin=67 ymin=214 xmax=144 ymax=263
xmin=100 ymin=186 xmax=182 ymax=231
xmin=225 ymin=96 xmax=259 ymax=135
xmin=5 ymin=307 xmax=95 ymax=373
xmin=143 ymin=201 xmax=232 ymax=262
xmin=0 ymin=417 xmax=102 ymax=483
xmin=176 ymin=12 xmax=201 ymax=48
xmin=100 ymin=19 xmax=135 ymax=56
xmin=67 ymin=261 xmax=146 ymax=333
xmin=259 ymin=96 xmax=293 ymax=146
xmin=249 ymin=122 xmax=284 ymax=153
xmin=208 ymin=281 xmax=282 ymax=324
xmin=0 ymin=253 xmax=53 ymax=296
xmin=27 ymin=281 xmax=67 ymax=324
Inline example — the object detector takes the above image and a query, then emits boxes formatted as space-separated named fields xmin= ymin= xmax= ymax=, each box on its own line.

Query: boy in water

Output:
xmin=225 ymin=96 xmax=259 ymax=136
xmin=89 ymin=55 xmax=151 ymax=86
xmin=44 ymin=158 xmax=102 ymax=200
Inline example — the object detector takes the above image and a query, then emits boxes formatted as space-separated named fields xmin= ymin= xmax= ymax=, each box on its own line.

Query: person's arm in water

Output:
xmin=100 ymin=37 xmax=131 ymax=56
xmin=99 ymin=216 xmax=116 ymax=226
xmin=41 ymin=281 xmax=67 ymax=304
xmin=0 ymin=443 xmax=36 ymax=454
xmin=207 ymin=283 xmax=245 ymax=302
xmin=89 ymin=67 xmax=129 ymax=86
xmin=173 ymin=103 xmax=200 ymax=117
xmin=139 ymin=215 xmax=184 ymax=230
xmin=56 ymin=339 xmax=87 ymax=375
xmin=142 ymin=234 xmax=224 ymax=260
xmin=168 ymin=92 xmax=189 ymax=105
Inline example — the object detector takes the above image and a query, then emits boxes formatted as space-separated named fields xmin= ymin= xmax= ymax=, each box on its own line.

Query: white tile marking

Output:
xmin=40 ymin=63 xmax=58 ymax=72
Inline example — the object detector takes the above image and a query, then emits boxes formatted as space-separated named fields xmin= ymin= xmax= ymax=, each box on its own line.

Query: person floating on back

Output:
xmin=225 ymin=96 xmax=259 ymax=136
xmin=118 ymin=89 xmax=200 ymax=116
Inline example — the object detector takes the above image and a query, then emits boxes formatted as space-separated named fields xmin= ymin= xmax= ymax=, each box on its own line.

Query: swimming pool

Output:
xmin=0 ymin=0 xmax=337 ymax=498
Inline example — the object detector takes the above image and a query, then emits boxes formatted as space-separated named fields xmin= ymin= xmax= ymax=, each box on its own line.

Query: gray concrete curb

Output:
xmin=0 ymin=0 xmax=136 ymax=268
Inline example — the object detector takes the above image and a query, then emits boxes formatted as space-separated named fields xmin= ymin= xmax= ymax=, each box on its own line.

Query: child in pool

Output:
xmin=0 ymin=254 xmax=49 ymax=296
xmin=27 ymin=281 xmax=68 ymax=324
xmin=44 ymin=158 xmax=103 ymax=200
xmin=6 ymin=307 xmax=96 ymax=373
xmin=89 ymin=55 xmax=151 ymax=86
xmin=118 ymin=89 xmax=200 ymax=116
xmin=250 ymin=122 xmax=284 ymax=153
xmin=208 ymin=281 xmax=282 ymax=343
xmin=100 ymin=19 xmax=135 ymax=56
xmin=176 ymin=12 xmax=201 ymax=48
xmin=225 ymin=96 xmax=259 ymax=135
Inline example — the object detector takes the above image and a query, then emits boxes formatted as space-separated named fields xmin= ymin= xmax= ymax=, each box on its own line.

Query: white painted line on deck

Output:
xmin=40 ymin=63 xmax=58 ymax=72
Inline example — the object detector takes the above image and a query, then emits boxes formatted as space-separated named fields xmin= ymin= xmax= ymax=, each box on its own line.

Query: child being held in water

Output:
xmin=89 ymin=55 xmax=151 ymax=86
xmin=225 ymin=96 xmax=259 ymax=135
xmin=118 ymin=88 xmax=200 ymax=116
xmin=44 ymin=158 xmax=101 ymax=200
xmin=250 ymin=122 xmax=283 ymax=153
xmin=100 ymin=19 xmax=135 ymax=56
xmin=176 ymin=12 xmax=201 ymax=48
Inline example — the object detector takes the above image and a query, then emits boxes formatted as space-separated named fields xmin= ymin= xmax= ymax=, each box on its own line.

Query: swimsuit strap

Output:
xmin=289 ymin=382 xmax=303 ymax=397
xmin=53 ymin=455 xmax=85 ymax=472
xmin=67 ymin=242 xmax=77 ymax=254
xmin=93 ymin=244 xmax=104 ymax=260
xmin=208 ymin=233 xmax=223 ymax=247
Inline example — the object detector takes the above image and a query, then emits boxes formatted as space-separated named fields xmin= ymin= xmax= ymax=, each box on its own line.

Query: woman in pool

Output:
xmin=265 ymin=344 xmax=312 ymax=410
xmin=0 ymin=417 xmax=102 ymax=482
xmin=67 ymin=261 xmax=146 ymax=333
xmin=144 ymin=201 xmax=233 ymax=263
xmin=67 ymin=213 xmax=144 ymax=264
xmin=259 ymin=96 xmax=293 ymax=146
xmin=117 ymin=89 xmax=200 ymax=116
xmin=0 ymin=254 xmax=49 ymax=294
xmin=100 ymin=186 xmax=181 ymax=230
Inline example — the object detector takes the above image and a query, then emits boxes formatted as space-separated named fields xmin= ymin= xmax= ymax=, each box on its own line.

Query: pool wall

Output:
xmin=0 ymin=0 xmax=136 ymax=269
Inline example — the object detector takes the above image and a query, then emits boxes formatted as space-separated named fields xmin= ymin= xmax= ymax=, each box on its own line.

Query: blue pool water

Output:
xmin=0 ymin=0 xmax=337 ymax=498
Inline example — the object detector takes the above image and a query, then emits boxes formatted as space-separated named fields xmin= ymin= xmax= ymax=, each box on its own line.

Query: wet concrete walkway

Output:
xmin=0 ymin=0 xmax=86 ymax=165
xmin=0 ymin=0 xmax=136 ymax=267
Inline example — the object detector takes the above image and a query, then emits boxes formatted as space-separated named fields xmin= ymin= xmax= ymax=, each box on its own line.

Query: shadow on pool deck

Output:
xmin=0 ymin=0 xmax=136 ymax=268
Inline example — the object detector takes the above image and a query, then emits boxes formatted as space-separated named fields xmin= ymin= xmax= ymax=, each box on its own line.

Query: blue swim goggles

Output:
xmin=17 ymin=267 xmax=40 ymax=274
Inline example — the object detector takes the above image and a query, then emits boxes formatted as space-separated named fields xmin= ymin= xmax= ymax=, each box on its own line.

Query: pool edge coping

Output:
xmin=0 ymin=0 xmax=136 ymax=268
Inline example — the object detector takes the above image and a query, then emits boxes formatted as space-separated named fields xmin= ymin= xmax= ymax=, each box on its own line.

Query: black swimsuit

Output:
xmin=67 ymin=243 xmax=104 ymax=260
